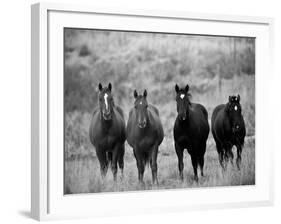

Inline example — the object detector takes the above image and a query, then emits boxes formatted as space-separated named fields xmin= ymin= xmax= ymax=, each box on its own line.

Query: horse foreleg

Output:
xmin=198 ymin=156 xmax=204 ymax=177
xmin=111 ymin=145 xmax=119 ymax=181
xmin=150 ymin=145 xmax=159 ymax=185
xmin=134 ymin=149 xmax=145 ymax=185
xmin=223 ymin=142 xmax=232 ymax=170
xmin=227 ymin=149 xmax=234 ymax=166
xmin=191 ymin=155 xmax=199 ymax=182
xmin=175 ymin=143 xmax=184 ymax=181
xmin=218 ymin=151 xmax=225 ymax=171
xmin=96 ymin=149 xmax=108 ymax=178
xmin=198 ymin=143 xmax=206 ymax=177
xmin=236 ymin=145 xmax=242 ymax=170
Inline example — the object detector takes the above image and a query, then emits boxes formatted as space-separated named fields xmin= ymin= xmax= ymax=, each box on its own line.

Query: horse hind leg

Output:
xmin=236 ymin=145 xmax=242 ymax=170
xmin=175 ymin=143 xmax=184 ymax=181
xmin=215 ymin=141 xmax=225 ymax=171
xmin=111 ymin=145 xmax=120 ymax=182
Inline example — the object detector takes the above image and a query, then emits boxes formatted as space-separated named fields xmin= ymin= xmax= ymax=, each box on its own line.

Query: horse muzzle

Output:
xmin=232 ymin=125 xmax=240 ymax=133
xmin=179 ymin=114 xmax=187 ymax=121
xmin=138 ymin=121 xmax=147 ymax=129
xmin=102 ymin=111 xmax=112 ymax=120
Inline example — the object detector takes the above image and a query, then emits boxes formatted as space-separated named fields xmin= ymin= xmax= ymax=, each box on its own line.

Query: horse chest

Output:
xmin=138 ymin=137 xmax=155 ymax=149
xmin=98 ymin=135 xmax=117 ymax=150
xmin=133 ymin=128 xmax=157 ymax=149
xmin=175 ymin=125 xmax=198 ymax=148
xmin=177 ymin=133 xmax=192 ymax=147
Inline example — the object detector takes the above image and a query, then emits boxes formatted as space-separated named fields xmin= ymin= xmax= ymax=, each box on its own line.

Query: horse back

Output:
xmin=193 ymin=103 xmax=208 ymax=121
xmin=211 ymin=104 xmax=233 ymax=143
xmin=211 ymin=104 xmax=225 ymax=125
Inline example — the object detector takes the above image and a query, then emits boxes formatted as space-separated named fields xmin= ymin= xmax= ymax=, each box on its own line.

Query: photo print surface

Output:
xmin=64 ymin=28 xmax=255 ymax=194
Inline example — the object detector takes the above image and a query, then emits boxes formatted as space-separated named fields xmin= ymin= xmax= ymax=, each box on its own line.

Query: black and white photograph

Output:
xmin=64 ymin=28 xmax=255 ymax=194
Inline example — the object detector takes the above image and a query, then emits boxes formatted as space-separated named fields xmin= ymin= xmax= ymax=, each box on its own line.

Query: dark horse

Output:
xmin=89 ymin=83 xmax=126 ymax=181
xmin=126 ymin=90 xmax=164 ymax=185
xmin=211 ymin=95 xmax=246 ymax=170
xmin=173 ymin=84 xmax=209 ymax=182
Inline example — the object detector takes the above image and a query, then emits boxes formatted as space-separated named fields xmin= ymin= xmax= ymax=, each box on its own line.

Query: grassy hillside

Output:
xmin=64 ymin=29 xmax=255 ymax=194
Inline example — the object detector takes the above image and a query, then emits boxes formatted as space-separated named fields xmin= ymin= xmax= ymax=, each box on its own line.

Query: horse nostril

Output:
xmin=180 ymin=115 xmax=186 ymax=120
xmin=104 ymin=110 xmax=110 ymax=115
xmin=138 ymin=120 xmax=146 ymax=128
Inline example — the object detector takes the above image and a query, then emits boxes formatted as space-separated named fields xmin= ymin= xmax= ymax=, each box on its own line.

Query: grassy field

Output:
xmin=65 ymin=137 xmax=255 ymax=194
xmin=64 ymin=29 xmax=255 ymax=194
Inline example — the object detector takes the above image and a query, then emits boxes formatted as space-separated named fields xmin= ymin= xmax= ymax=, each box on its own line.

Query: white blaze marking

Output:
xmin=234 ymin=105 xmax=238 ymax=111
xmin=180 ymin=94 xmax=185 ymax=99
xmin=140 ymin=101 xmax=142 ymax=105
xmin=104 ymin=93 xmax=108 ymax=110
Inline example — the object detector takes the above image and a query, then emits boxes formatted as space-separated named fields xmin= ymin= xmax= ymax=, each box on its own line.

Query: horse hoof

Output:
xmin=152 ymin=180 xmax=159 ymax=186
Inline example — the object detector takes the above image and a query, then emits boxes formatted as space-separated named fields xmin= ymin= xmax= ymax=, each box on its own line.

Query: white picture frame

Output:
xmin=31 ymin=2 xmax=274 ymax=221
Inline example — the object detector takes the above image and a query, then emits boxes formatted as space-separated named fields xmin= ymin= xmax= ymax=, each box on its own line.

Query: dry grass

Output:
xmin=64 ymin=137 xmax=255 ymax=194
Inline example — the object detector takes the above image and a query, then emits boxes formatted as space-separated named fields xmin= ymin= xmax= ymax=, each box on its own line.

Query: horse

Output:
xmin=173 ymin=84 xmax=209 ymax=182
xmin=126 ymin=90 xmax=164 ymax=185
xmin=211 ymin=95 xmax=246 ymax=170
xmin=89 ymin=83 xmax=126 ymax=181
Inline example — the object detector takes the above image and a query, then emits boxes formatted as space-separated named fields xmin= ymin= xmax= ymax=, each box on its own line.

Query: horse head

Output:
xmin=175 ymin=84 xmax=191 ymax=121
xmin=226 ymin=95 xmax=243 ymax=133
xmin=134 ymin=89 xmax=149 ymax=129
xmin=98 ymin=83 xmax=114 ymax=121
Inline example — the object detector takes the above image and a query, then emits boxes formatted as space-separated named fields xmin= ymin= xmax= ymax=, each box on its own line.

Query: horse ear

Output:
xmin=108 ymin=83 xmax=112 ymax=92
xmin=185 ymin=84 xmax=189 ymax=92
xmin=237 ymin=94 xmax=240 ymax=102
xmin=143 ymin=89 xmax=147 ymax=98
xmin=175 ymin=84 xmax=179 ymax=93
xmin=134 ymin=90 xmax=138 ymax=99
xmin=98 ymin=83 xmax=103 ymax=91
xmin=229 ymin=96 xmax=231 ymax=102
